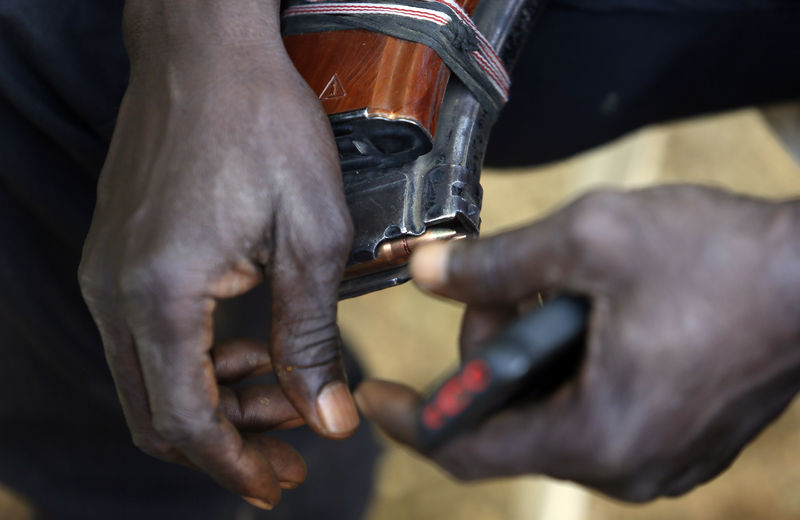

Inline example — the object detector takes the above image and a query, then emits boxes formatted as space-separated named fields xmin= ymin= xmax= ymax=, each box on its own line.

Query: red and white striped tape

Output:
xmin=421 ymin=0 xmax=510 ymax=93
xmin=283 ymin=0 xmax=510 ymax=103
xmin=284 ymin=2 xmax=452 ymax=26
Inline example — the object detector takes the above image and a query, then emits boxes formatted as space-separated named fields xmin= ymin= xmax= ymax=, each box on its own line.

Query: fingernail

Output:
xmin=243 ymin=497 xmax=274 ymax=510
xmin=410 ymin=241 xmax=452 ymax=290
xmin=280 ymin=481 xmax=299 ymax=490
xmin=316 ymin=381 xmax=359 ymax=437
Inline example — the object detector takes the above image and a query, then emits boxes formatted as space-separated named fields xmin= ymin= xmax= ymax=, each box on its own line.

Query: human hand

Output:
xmin=78 ymin=0 xmax=357 ymax=509
xmin=356 ymin=185 xmax=800 ymax=501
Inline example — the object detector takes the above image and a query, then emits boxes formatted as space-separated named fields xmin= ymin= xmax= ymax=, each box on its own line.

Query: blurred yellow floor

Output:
xmin=2 ymin=107 xmax=799 ymax=519
xmin=339 ymin=107 xmax=800 ymax=520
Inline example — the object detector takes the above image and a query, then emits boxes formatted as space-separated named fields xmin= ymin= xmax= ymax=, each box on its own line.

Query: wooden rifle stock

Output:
xmin=282 ymin=0 xmax=544 ymax=297
xmin=283 ymin=0 xmax=480 ymax=170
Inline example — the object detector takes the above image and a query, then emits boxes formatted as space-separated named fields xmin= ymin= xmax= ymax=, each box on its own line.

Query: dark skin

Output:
xmin=356 ymin=185 xmax=800 ymax=502
xmin=78 ymin=0 xmax=355 ymax=510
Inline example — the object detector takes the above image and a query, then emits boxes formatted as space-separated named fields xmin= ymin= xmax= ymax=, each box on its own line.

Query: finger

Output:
xmin=356 ymin=378 xmax=583 ymax=483
xmin=244 ymin=435 xmax=307 ymax=486
xmin=428 ymin=391 xmax=584 ymax=482
xmin=459 ymin=304 xmax=518 ymax=359
xmin=82 ymin=300 xmax=190 ymax=464
xmin=219 ymin=384 xmax=304 ymax=431
xmin=125 ymin=289 xmax=286 ymax=507
xmin=106 ymin=334 xmax=194 ymax=466
xmin=268 ymin=205 xmax=358 ymax=439
xmin=213 ymin=339 xmax=272 ymax=384
xmin=354 ymin=379 xmax=421 ymax=447
xmin=410 ymin=191 xmax=632 ymax=304
xmin=410 ymin=219 xmax=569 ymax=305
xmin=242 ymin=436 xmax=308 ymax=509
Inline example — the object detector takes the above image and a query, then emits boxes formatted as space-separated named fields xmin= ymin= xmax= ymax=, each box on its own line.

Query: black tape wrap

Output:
xmin=281 ymin=0 xmax=510 ymax=116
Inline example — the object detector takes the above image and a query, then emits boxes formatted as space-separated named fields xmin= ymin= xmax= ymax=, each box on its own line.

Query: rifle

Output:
xmin=284 ymin=0 xmax=593 ymax=451
xmin=282 ymin=0 xmax=548 ymax=298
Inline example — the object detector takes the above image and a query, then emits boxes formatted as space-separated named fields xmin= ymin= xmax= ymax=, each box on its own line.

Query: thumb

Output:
xmin=411 ymin=190 xmax=639 ymax=305
xmin=354 ymin=380 xmax=422 ymax=448
xmin=269 ymin=231 xmax=358 ymax=440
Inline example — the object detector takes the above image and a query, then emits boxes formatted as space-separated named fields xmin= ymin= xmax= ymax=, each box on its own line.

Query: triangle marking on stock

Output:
xmin=319 ymin=74 xmax=347 ymax=100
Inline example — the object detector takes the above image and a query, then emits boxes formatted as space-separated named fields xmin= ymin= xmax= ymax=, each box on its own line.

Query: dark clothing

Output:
xmin=486 ymin=1 xmax=800 ymax=166
xmin=0 ymin=0 xmax=798 ymax=518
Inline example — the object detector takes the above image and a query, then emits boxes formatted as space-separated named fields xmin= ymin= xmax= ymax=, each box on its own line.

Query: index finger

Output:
xmin=354 ymin=378 xmax=582 ymax=480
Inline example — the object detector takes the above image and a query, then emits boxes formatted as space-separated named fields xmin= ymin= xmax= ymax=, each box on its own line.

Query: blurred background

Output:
xmin=2 ymin=106 xmax=799 ymax=519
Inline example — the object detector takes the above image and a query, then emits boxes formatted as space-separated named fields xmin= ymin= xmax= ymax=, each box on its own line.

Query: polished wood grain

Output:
xmin=284 ymin=0 xmax=480 ymax=137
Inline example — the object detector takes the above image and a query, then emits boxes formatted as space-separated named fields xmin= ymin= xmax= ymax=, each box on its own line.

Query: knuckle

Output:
xmin=565 ymin=190 xmax=634 ymax=261
xmin=131 ymin=430 xmax=176 ymax=461
xmin=77 ymin=256 xmax=110 ymax=301
xmin=588 ymin=424 xmax=645 ymax=483
xmin=309 ymin=210 xmax=353 ymax=260
xmin=329 ymin=204 xmax=355 ymax=245
xmin=281 ymin=209 xmax=352 ymax=289
xmin=592 ymin=440 xmax=667 ymax=502
xmin=277 ymin=317 xmax=341 ymax=370
xmin=117 ymin=257 xmax=186 ymax=304
xmin=76 ymin=258 xmax=93 ymax=290
xmin=151 ymin=410 xmax=203 ymax=446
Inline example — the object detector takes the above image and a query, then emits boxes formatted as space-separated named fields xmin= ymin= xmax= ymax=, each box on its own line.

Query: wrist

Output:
xmin=123 ymin=0 xmax=284 ymax=67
